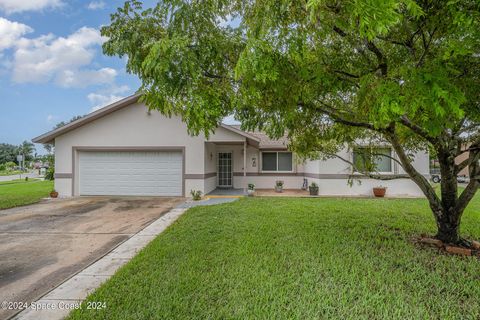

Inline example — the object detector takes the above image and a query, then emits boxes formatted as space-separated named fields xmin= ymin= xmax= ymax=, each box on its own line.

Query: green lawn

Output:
xmin=0 ymin=179 xmax=53 ymax=210
xmin=69 ymin=195 xmax=480 ymax=320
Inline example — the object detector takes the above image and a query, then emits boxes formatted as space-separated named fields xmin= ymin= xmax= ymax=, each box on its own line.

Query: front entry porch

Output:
xmin=207 ymin=188 xmax=246 ymax=196
xmin=203 ymin=132 xmax=301 ymax=195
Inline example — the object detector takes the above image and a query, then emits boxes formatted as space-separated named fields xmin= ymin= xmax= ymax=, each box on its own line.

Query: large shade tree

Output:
xmin=102 ymin=0 xmax=480 ymax=244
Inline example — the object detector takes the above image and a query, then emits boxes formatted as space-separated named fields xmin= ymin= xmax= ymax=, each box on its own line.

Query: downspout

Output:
xmin=244 ymin=140 xmax=247 ymax=193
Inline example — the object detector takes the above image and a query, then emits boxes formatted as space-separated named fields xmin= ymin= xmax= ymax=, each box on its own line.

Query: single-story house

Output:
xmin=33 ymin=94 xmax=429 ymax=197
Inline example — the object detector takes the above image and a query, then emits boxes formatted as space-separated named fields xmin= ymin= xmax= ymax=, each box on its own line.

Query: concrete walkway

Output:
xmin=177 ymin=197 xmax=240 ymax=208
xmin=207 ymin=188 xmax=245 ymax=196
xmin=13 ymin=207 xmax=187 ymax=320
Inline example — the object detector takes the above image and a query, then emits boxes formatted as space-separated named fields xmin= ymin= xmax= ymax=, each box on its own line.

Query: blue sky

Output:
xmin=0 ymin=0 xmax=161 ymax=154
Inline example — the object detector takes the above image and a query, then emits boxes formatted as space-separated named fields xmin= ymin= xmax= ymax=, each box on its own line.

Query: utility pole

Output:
xmin=17 ymin=154 xmax=23 ymax=179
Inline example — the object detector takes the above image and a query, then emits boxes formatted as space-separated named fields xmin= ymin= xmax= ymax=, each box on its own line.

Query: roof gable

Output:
xmin=33 ymin=94 xmax=142 ymax=144
xmin=32 ymin=94 xmax=260 ymax=145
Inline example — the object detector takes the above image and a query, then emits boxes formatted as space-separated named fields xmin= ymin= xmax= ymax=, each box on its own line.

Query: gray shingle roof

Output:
xmin=229 ymin=125 xmax=289 ymax=149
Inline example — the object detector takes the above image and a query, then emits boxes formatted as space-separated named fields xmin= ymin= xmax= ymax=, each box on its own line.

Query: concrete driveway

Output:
xmin=0 ymin=197 xmax=183 ymax=319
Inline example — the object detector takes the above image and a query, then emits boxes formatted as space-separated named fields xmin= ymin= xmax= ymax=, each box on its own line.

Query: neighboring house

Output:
xmin=456 ymin=143 xmax=471 ymax=177
xmin=33 ymin=94 xmax=429 ymax=197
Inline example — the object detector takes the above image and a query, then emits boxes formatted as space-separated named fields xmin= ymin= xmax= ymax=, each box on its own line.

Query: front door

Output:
xmin=217 ymin=152 xmax=233 ymax=187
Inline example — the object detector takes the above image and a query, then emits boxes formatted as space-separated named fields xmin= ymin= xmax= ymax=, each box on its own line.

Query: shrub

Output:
xmin=0 ymin=164 xmax=5 ymax=171
xmin=248 ymin=183 xmax=255 ymax=190
xmin=190 ymin=190 xmax=202 ymax=201
xmin=4 ymin=161 xmax=15 ymax=169
xmin=45 ymin=167 xmax=55 ymax=181
xmin=309 ymin=182 xmax=319 ymax=196
xmin=275 ymin=180 xmax=284 ymax=187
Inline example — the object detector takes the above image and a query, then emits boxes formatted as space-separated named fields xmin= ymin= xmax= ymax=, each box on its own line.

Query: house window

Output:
xmin=353 ymin=147 xmax=392 ymax=173
xmin=262 ymin=152 xmax=293 ymax=172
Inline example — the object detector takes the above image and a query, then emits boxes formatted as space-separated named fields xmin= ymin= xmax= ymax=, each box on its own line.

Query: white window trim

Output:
xmin=352 ymin=147 xmax=394 ymax=175
xmin=261 ymin=151 xmax=294 ymax=173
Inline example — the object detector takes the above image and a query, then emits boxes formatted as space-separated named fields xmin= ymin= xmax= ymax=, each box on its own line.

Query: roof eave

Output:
xmin=219 ymin=123 xmax=261 ymax=143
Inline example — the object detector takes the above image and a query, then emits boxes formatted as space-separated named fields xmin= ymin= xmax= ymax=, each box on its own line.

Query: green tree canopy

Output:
xmin=0 ymin=143 xmax=18 ymax=164
xmin=102 ymin=0 xmax=480 ymax=244
xmin=18 ymin=140 xmax=35 ymax=162
xmin=0 ymin=141 xmax=35 ymax=164
xmin=53 ymin=115 xmax=84 ymax=130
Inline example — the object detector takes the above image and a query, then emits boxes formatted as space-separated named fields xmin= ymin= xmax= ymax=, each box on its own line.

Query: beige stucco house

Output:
xmin=33 ymin=94 xmax=429 ymax=198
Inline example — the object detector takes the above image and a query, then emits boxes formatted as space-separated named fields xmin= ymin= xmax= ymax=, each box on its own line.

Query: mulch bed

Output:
xmin=414 ymin=236 xmax=480 ymax=257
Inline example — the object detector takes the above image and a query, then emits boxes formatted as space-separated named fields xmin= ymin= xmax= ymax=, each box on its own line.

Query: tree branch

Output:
xmin=325 ymin=152 xmax=410 ymax=180
xmin=388 ymin=132 xmax=443 ymax=214
xmin=202 ymin=71 xmax=236 ymax=82
xmin=365 ymin=40 xmax=387 ymax=76
xmin=399 ymin=115 xmax=438 ymax=145
xmin=416 ymin=27 xmax=437 ymax=67
xmin=376 ymin=35 xmax=409 ymax=47
xmin=333 ymin=25 xmax=347 ymax=37
xmin=456 ymin=149 xmax=480 ymax=214
xmin=300 ymin=101 xmax=378 ymax=131
xmin=333 ymin=70 xmax=360 ymax=79
xmin=370 ymin=152 xmax=404 ymax=167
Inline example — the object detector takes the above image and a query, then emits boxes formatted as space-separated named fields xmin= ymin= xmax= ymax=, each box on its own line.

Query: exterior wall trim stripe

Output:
xmin=233 ymin=172 xmax=420 ymax=179
xmin=185 ymin=172 xmax=217 ymax=179
xmin=54 ymin=173 xmax=73 ymax=179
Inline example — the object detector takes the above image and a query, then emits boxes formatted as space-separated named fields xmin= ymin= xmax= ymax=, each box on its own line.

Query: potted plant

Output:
xmin=50 ymin=189 xmax=59 ymax=198
xmin=373 ymin=186 xmax=387 ymax=197
xmin=190 ymin=190 xmax=202 ymax=201
xmin=247 ymin=183 xmax=255 ymax=197
xmin=275 ymin=180 xmax=284 ymax=193
xmin=309 ymin=182 xmax=319 ymax=196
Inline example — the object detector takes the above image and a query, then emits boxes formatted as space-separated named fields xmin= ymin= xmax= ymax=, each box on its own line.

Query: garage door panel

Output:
xmin=79 ymin=151 xmax=183 ymax=196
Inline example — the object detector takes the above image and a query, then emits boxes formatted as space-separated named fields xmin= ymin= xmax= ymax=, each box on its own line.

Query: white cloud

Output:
xmin=55 ymin=68 xmax=117 ymax=88
xmin=0 ymin=0 xmax=63 ymax=14
xmin=87 ymin=85 xmax=130 ymax=112
xmin=0 ymin=18 xmax=33 ymax=51
xmin=109 ymin=85 xmax=130 ymax=95
xmin=46 ymin=114 xmax=57 ymax=122
xmin=87 ymin=1 xmax=105 ymax=10
xmin=87 ymin=93 xmax=125 ymax=112
xmin=12 ymin=26 xmax=114 ymax=87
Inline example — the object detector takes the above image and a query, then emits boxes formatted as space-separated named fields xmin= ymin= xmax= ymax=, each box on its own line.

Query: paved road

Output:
xmin=0 ymin=197 xmax=183 ymax=320
xmin=0 ymin=172 xmax=40 ymax=182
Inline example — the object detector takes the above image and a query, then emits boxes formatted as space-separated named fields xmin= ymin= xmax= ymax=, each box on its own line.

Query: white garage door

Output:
xmin=79 ymin=151 xmax=183 ymax=196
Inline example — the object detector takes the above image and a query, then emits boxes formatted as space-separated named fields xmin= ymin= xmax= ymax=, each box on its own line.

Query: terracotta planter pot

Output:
xmin=50 ymin=191 xmax=59 ymax=198
xmin=373 ymin=187 xmax=387 ymax=197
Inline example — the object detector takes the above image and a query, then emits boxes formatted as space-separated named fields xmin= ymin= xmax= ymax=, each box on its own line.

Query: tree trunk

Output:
xmin=435 ymin=210 xmax=461 ymax=243
xmin=385 ymin=133 xmax=478 ymax=246
xmin=434 ymin=149 xmax=462 ymax=244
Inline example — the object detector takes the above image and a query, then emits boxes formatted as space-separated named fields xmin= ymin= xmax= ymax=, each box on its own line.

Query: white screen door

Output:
xmin=217 ymin=152 xmax=232 ymax=187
